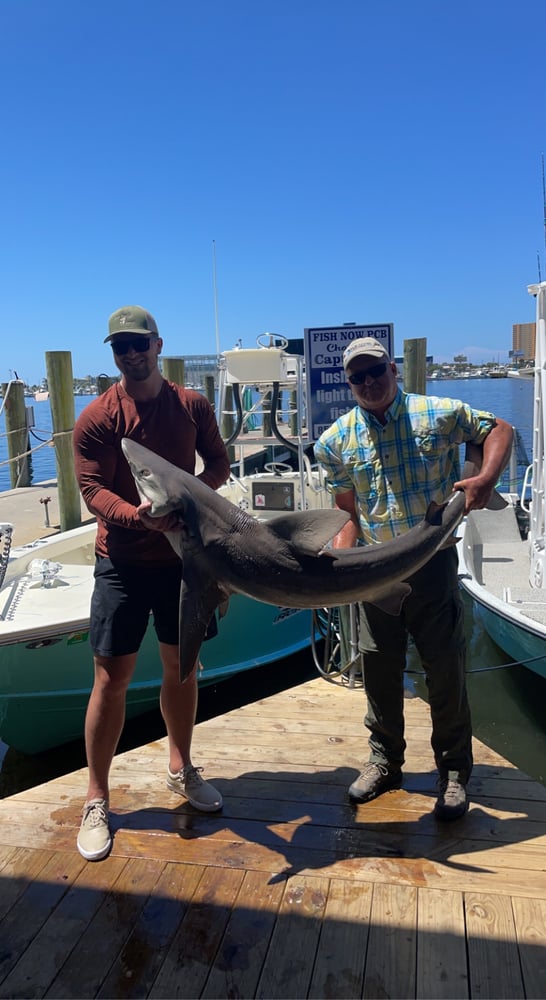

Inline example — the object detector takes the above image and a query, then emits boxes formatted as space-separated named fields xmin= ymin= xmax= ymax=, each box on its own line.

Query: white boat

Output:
xmin=0 ymin=337 xmax=333 ymax=753
xmin=459 ymin=281 xmax=546 ymax=680
xmin=507 ymin=365 xmax=535 ymax=379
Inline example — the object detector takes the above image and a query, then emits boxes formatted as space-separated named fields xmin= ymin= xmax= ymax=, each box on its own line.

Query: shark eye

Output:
xmin=139 ymin=466 xmax=153 ymax=478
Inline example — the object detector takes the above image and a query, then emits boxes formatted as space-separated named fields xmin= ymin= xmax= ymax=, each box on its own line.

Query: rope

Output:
xmin=0 ymin=425 xmax=51 ymax=441
xmin=406 ymin=652 xmax=546 ymax=676
xmin=0 ymin=428 xmax=73 ymax=468
xmin=0 ymin=437 xmax=54 ymax=469
xmin=0 ymin=381 xmax=13 ymax=419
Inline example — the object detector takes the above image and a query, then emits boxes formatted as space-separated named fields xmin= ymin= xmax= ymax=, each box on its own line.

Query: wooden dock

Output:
xmin=0 ymin=676 xmax=545 ymax=998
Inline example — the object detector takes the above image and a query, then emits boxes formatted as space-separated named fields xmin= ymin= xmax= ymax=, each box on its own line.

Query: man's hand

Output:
xmin=136 ymin=501 xmax=184 ymax=532
xmin=452 ymin=474 xmax=495 ymax=513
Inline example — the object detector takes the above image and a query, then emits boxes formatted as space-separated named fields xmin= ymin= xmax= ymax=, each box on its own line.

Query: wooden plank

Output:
xmin=148 ymin=866 xmax=245 ymax=998
xmin=201 ymin=870 xmax=285 ymax=999
xmin=0 ymin=847 xmax=55 ymax=921
xmin=0 ymin=676 xmax=544 ymax=1000
xmin=307 ymin=878 xmax=373 ymax=998
xmin=18 ymin=760 xmax=543 ymax=813
xmin=0 ymin=855 xmax=128 ymax=998
xmin=465 ymin=891 xmax=525 ymax=998
xmin=44 ymin=857 xmax=170 ymax=998
xmin=416 ymin=887 xmax=468 ymax=998
xmin=511 ymin=896 xmax=546 ymax=999
xmin=5 ymin=789 xmax=546 ymax=866
xmin=255 ymin=875 xmax=330 ymax=998
xmin=190 ymin=725 xmax=513 ymax=765
xmin=363 ymin=883 xmax=417 ymax=999
xmin=97 ymin=862 xmax=204 ymax=999
xmin=0 ymin=851 xmax=85 ymax=986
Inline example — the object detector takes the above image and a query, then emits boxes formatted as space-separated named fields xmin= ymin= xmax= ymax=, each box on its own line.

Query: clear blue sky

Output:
xmin=2 ymin=0 xmax=545 ymax=383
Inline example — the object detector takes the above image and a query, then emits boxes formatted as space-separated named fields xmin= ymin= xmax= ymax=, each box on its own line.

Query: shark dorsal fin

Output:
xmin=265 ymin=509 xmax=350 ymax=556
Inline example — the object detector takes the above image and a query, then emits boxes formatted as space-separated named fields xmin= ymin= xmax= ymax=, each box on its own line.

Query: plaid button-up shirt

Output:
xmin=314 ymin=388 xmax=497 ymax=544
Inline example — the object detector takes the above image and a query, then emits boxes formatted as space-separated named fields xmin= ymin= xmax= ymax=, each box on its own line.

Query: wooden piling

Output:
xmin=403 ymin=337 xmax=427 ymax=394
xmin=97 ymin=375 xmax=113 ymax=395
xmin=162 ymin=357 xmax=185 ymax=387
xmin=204 ymin=375 xmax=215 ymax=408
xmin=45 ymin=352 xmax=82 ymax=531
xmin=1 ymin=380 xmax=30 ymax=487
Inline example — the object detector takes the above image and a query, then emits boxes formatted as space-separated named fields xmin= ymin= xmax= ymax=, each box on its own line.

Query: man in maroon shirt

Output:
xmin=73 ymin=305 xmax=231 ymax=861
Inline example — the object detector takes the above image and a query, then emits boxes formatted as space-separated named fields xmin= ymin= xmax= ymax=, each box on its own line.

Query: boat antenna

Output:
xmin=542 ymin=153 xmax=546 ymax=273
xmin=212 ymin=239 xmax=221 ymax=358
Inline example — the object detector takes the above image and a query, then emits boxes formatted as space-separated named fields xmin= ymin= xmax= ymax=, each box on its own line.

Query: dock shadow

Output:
xmin=111 ymin=762 xmax=544 ymax=881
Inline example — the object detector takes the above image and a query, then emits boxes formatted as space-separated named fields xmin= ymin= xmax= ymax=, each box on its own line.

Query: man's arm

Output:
xmin=455 ymin=417 xmax=514 ymax=512
xmin=330 ymin=490 xmax=362 ymax=549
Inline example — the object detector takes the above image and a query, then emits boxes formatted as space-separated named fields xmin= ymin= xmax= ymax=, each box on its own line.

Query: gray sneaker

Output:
xmin=348 ymin=762 xmax=402 ymax=802
xmin=166 ymin=765 xmax=223 ymax=812
xmin=434 ymin=774 xmax=468 ymax=821
xmin=77 ymin=798 xmax=111 ymax=861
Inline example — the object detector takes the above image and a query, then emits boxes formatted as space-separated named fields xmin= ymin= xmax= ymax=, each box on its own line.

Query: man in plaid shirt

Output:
xmin=315 ymin=337 xmax=513 ymax=819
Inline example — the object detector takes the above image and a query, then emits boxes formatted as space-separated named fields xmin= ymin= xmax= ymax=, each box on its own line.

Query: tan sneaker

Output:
xmin=77 ymin=799 xmax=111 ymax=860
xmin=166 ymin=765 xmax=222 ymax=812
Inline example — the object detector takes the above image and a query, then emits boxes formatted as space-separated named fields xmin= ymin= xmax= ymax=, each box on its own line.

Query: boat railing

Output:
xmin=520 ymin=463 xmax=533 ymax=513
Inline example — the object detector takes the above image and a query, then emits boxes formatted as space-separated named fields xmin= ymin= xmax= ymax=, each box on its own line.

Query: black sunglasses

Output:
xmin=111 ymin=336 xmax=153 ymax=356
xmin=348 ymin=362 xmax=389 ymax=385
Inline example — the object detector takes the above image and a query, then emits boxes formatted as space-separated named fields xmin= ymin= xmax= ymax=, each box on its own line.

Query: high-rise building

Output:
xmin=512 ymin=322 xmax=536 ymax=362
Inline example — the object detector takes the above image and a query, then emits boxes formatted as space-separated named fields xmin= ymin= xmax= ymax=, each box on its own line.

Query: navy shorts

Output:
xmin=90 ymin=557 xmax=183 ymax=656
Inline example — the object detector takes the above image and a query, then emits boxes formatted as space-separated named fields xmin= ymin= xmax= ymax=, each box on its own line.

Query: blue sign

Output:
xmin=304 ymin=324 xmax=394 ymax=440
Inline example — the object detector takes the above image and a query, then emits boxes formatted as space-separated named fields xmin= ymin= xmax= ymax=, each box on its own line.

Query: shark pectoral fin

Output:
xmin=178 ymin=580 xmax=227 ymax=681
xmin=439 ymin=535 xmax=461 ymax=549
xmin=218 ymin=597 xmax=230 ymax=620
xmin=485 ymin=489 xmax=509 ymax=510
xmin=368 ymin=582 xmax=411 ymax=616
xmin=266 ymin=510 xmax=350 ymax=556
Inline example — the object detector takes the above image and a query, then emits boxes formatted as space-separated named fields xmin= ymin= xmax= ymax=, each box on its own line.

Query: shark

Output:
xmin=121 ymin=437 xmax=490 ymax=680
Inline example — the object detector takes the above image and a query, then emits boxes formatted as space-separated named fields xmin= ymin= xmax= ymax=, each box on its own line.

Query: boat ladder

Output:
xmin=0 ymin=522 xmax=13 ymax=589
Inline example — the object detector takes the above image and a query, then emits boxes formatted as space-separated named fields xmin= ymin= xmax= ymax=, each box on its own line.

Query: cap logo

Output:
xmin=118 ymin=315 xmax=128 ymax=326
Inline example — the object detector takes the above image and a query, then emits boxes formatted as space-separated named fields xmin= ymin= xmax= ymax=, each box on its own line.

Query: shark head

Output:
xmin=121 ymin=437 xmax=190 ymax=517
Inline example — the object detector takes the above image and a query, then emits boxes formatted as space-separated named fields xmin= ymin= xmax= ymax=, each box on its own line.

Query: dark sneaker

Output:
xmin=434 ymin=774 xmax=468 ymax=821
xmin=166 ymin=765 xmax=223 ymax=812
xmin=348 ymin=762 xmax=402 ymax=802
xmin=77 ymin=798 xmax=111 ymax=861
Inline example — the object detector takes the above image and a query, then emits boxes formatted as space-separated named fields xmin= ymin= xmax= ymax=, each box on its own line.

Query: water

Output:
xmin=1 ymin=377 xmax=545 ymax=794
xmin=0 ymin=379 xmax=535 ymax=492
xmin=0 ymin=395 xmax=96 ymax=492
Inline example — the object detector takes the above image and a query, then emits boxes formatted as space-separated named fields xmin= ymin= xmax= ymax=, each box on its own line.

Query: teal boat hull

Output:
xmin=0 ymin=595 xmax=313 ymax=754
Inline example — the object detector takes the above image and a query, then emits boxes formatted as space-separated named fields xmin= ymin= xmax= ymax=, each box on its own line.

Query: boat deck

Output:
xmin=0 ymin=675 xmax=545 ymax=998
xmin=464 ymin=504 xmax=546 ymax=629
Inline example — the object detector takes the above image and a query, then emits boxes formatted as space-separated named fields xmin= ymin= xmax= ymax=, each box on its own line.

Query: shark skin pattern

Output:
xmin=121 ymin=438 xmax=472 ymax=680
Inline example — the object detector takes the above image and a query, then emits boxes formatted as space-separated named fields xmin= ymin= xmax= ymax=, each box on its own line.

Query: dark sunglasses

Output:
xmin=348 ymin=362 xmax=389 ymax=385
xmin=111 ymin=336 xmax=153 ymax=356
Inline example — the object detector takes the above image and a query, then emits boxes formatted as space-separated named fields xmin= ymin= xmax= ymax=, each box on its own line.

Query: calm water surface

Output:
xmin=1 ymin=377 xmax=545 ymax=794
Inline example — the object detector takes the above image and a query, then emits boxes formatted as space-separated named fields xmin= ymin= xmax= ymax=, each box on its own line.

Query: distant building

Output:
xmin=512 ymin=322 xmax=535 ymax=362
xmin=394 ymin=354 xmax=433 ymax=379
xmin=177 ymin=354 xmax=219 ymax=388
